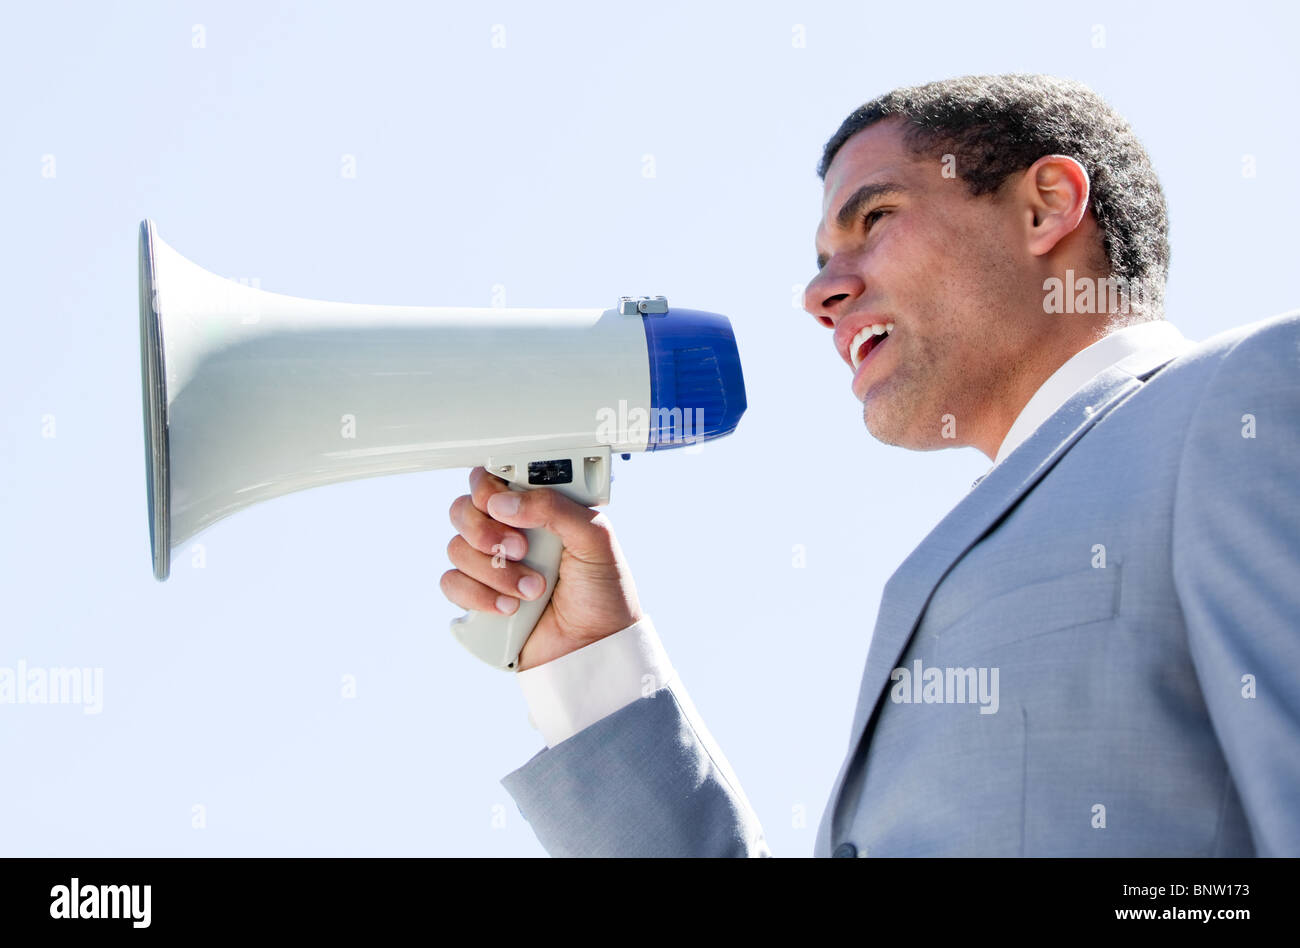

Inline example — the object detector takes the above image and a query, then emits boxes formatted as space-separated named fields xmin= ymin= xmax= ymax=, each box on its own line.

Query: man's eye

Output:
xmin=863 ymin=208 xmax=889 ymax=230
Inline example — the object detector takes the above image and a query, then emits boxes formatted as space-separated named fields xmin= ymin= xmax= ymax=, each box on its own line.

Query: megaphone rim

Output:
xmin=139 ymin=219 xmax=171 ymax=580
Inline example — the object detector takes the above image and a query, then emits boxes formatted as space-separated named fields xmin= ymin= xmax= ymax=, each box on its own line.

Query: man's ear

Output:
xmin=1018 ymin=154 xmax=1090 ymax=258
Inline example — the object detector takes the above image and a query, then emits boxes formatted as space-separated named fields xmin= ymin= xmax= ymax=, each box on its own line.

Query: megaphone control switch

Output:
xmin=527 ymin=459 xmax=573 ymax=486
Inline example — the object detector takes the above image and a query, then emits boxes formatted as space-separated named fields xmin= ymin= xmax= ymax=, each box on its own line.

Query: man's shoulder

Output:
xmin=1066 ymin=310 xmax=1299 ymax=465
xmin=1120 ymin=310 xmax=1299 ymax=421
xmin=1163 ymin=309 xmax=1300 ymax=382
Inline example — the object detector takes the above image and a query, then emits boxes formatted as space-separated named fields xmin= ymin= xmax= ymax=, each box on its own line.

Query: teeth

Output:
xmin=849 ymin=323 xmax=894 ymax=370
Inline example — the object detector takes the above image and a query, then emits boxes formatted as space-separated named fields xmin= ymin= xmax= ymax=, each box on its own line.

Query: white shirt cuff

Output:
xmin=515 ymin=614 xmax=675 ymax=748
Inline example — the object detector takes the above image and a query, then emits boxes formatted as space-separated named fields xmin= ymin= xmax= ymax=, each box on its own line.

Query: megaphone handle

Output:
xmin=448 ymin=496 xmax=564 ymax=670
xmin=450 ymin=449 xmax=611 ymax=670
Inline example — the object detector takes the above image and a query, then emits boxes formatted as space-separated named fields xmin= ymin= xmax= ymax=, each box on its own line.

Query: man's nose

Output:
xmin=803 ymin=268 xmax=860 ymax=329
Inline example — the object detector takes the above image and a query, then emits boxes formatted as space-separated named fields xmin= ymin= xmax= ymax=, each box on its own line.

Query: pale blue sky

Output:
xmin=2 ymin=0 xmax=1297 ymax=855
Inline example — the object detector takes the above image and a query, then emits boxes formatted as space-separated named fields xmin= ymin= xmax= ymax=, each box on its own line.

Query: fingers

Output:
xmin=440 ymin=567 xmax=522 ymax=616
xmin=450 ymin=469 xmax=528 ymax=561
xmin=440 ymin=534 xmax=547 ymax=616
xmin=482 ymin=479 xmax=617 ymax=566
xmin=469 ymin=465 xmax=513 ymax=514
xmin=442 ymin=465 xmax=622 ymax=622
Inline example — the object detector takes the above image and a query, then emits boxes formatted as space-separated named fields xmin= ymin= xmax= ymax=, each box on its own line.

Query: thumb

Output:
xmin=486 ymin=487 xmax=615 ymax=564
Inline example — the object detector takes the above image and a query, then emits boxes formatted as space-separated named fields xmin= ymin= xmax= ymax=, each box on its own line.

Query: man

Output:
xmin=440 ymin=74 xmax=1300 ymax=856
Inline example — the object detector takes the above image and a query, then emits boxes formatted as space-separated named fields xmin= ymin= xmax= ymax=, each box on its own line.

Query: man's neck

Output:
xmin=982 ymin=319 xmax=1187 ymax=467
xmin=971 ymin=330 xmax=1107 ymax=460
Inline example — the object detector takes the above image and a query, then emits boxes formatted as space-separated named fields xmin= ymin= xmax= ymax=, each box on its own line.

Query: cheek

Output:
xmin=899 ymin=213 xmax=971 ymax=294
xmin=871 ymin=211 xmax=1001 ymax=348
xmin=867 ymin=218 xmax=931 ymax=307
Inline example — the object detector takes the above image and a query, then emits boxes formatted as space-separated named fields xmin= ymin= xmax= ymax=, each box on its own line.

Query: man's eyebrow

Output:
xmin=815 ymin=181 xmax=907 ymax=271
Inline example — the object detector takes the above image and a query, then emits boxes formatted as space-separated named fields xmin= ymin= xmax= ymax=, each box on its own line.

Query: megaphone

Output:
xmin=137 ymin=220 xmax=747 ymax=670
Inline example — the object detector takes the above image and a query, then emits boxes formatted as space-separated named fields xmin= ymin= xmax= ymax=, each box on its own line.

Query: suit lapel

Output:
xmin=817 ymin=355 xmax=1181 ymax=852
xmin=846 ymin=365 xmax=1142 ymax=741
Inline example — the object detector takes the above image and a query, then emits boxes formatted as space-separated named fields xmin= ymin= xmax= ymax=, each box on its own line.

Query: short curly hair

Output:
xmin=818 ymin=74 xmax=1170 ymax=320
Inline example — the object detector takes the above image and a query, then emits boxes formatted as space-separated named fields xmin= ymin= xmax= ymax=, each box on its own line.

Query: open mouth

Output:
xmin=850 ymin=322 xmax=894 ymax=371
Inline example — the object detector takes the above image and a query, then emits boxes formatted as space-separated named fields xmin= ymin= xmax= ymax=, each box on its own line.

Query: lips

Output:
xmin=855 ymin=332 xmax=889 ymax=373
xmin=849 ymin=322 xmax=895 ymax=370
xmin=856 ymin=332 xmax=886 ymax=367
xmin=849 ymin=324 xmax=895 ymax=399
xmin=835 ymin=316 xmax=893 ymax=369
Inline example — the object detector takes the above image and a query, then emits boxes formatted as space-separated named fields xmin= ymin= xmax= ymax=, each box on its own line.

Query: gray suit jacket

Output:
xmin=501 ymin=312 xmax=1300 ymax=856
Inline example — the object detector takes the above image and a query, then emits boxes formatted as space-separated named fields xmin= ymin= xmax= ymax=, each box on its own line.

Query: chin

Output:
xmin=863 ymin=398 xmax=952 ymax=452
xmin=863 ymin=399 xmax=909 ymax=447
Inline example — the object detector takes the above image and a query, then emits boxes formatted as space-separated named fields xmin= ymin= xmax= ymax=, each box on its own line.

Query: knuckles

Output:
xmin=448 ymin=493 xmax=471 ymax=525
xmin=587 ymin=510 xmax=615 ymax=537
xmin=470 ymin=467 xmax=509 ymax=508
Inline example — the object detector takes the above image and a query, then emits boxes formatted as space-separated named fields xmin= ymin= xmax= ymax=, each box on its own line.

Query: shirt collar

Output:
xmin=991 ymin=320 xmax=1191 ymax=468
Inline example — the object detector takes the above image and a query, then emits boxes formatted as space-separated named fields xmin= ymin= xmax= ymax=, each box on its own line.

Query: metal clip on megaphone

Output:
xmin=137 ymin=220 xmax=747 ymax=670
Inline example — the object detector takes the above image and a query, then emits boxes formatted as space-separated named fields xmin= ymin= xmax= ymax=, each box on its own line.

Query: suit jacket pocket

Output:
xmin=931 ymin=564 xmax=1122 ymax=659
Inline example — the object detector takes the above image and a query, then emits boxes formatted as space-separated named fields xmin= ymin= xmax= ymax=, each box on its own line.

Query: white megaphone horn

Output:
xmin=137 ymin=220 xmax=747 ymax=670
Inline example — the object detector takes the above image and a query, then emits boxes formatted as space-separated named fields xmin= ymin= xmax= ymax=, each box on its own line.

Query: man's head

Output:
xmin=804 ymin=74 xmax=1170 ymax=458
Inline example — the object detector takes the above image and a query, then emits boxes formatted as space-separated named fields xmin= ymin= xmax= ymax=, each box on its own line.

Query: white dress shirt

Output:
xmin=992 ymin=319 xmax=1189 ymax=466
xmin=517 ymin=319 xmax=1192 ymax=747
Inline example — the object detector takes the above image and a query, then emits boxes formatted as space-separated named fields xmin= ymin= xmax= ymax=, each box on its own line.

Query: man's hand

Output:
xmin=440 ymin=466 xmax=644 ymax=671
